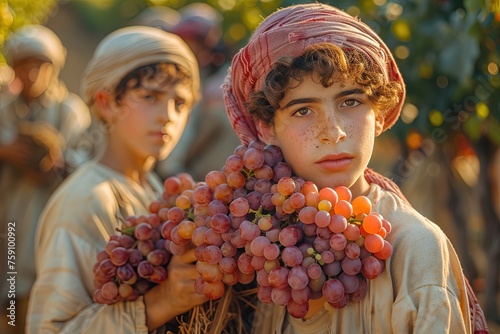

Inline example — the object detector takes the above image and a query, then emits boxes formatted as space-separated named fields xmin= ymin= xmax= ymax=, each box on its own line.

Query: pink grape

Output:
xmin=220 ymin=242 xmax=237 ymax=258
xmin=202 ymin=263 xmax=223 ymax=283
xmin=222 ymin=272 xmax=240 ymax=286
xmin=243 ymin=147 xmax=265 ymax=170
xmin=219 ymin=257 xmax=237 ymax=274
xmin=345 ymin=242 xmax=361 ymax=259
xmin=239 ymin=220 xmax=261 ymax=241
xmin=225 ymin=154 xmax=244 ymax=172
xmin=250 ymin=236 xmax=271 ymax=257
xmin=150 ymin=266 xmax=167 ymax=284
xmin=202 ymin=280 xmax=225 ymax=300
xmin=118 ymin=235 xmax=135 ymax=248
xmin=237 ymin=253 xmax=254 ymax=275
xmin=257 ymin=285 xmax=273 ymax=304
xmin=229 ymin=197 xmax=250 ymax=217
xmin=323 ymin=261 xmax=342 ymax=277
xmin=202 ymin=245 xmax=223 ymax=265
xmin=338 ymin=272 xmax=360 ymax=294
xmin=287 ymin=300 xmax=309 ymax=318
xmin=279 ymin=225 xmax=303 ymax=247
xmin=322 ymin=278 xmax=345 ymax=304
xmin=361 ymin=256 xmax=383 ymax=279
xmin=329 ymin=233 xmax=347 ymax=251
xmin=350 ymin=277 xmax=368 ymax=302
xmin=256 ymin=269 xmax=270 ymax=286
xmin=287 ymin=266 xmax=309 ymax=290
xmin=307 ymin=263 xmax=322 ymax=280
xmin=167 ymin=207 xmax=185 ymax=223
xmin=271 ymin=286 xmax=292 ymax=306
xmin=263 ymin=243 xmax=280 ymax=260
xmin=281 ymin=246 xmax=303 ymax=267
xmin=164 ymin=176 xmax=181 ymax=195
xmin=268 ymin=266 xmax=289 ymax=288
xmin=109 ymin=247 xmax=129 ymax=266
xmin=341 ymin=257 xmax=362 ymax=276
xmin=298 ymin=206 xmax=318 ymax=225
xmin=291 ymin=286 xmax=311 ymax=304
xmin=209 ymin=213 xmax=231 ymax=233
xmin=205 ymin=170 xmax=226 ymax=190
xmin=137 ymin=261 xmax=154 ymax=278
xmin=101 ymin=281 xmax=119 ymax=300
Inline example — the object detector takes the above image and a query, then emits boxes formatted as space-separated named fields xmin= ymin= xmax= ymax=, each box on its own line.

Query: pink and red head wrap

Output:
xmin=222 ymin=3 xmax=406 ymax=145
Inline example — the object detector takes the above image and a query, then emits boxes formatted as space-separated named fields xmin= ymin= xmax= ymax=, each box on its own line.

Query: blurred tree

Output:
xmin=322 ymin=0 xmax=499 ymax=323
xmin=0 ymin=0 xmax=58 ymax=64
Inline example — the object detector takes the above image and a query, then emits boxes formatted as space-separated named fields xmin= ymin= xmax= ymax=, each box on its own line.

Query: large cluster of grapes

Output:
xmin=93 ymin=141 xmax=393 ymax=318
xmin=160 ymin=141 xmax=393 ymax=318
xmin=92 ymin=174 xmax=197 ymax=304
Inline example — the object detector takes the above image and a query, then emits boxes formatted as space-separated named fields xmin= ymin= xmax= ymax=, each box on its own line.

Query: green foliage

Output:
xmin=325 ymin=0 xmax=500 ymax=145
xmin=145 ymin=0 xmax=282 ymax=48
xmin=0 ymin=0 xmax=59 ymax=63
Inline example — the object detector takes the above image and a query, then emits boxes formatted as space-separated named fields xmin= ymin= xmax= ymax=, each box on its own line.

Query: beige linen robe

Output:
xmin=27 ymin=161 xmax=163 ymax=333
xmin=252 ymin=183 xmax=472 ymax=334
xmin=0 ymin=89 xmax=91 ymax=302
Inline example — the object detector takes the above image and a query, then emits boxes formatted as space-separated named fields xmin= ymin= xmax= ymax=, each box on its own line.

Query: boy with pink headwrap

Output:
xmin=223 ymin=3 xmax=487 ymax=333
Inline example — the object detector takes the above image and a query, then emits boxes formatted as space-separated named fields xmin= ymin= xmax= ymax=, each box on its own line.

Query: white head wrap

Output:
xmin=4 ymin=25 xmax=66 ymax=74
xmin=81 ymin=26 xmax=200 ymax=107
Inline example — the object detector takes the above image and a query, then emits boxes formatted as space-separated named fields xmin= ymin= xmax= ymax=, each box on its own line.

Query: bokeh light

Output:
xmin=401 ymin=103 xmax=419 ymax=124
xmin=436 ymin=75 xmax=449 ymax=88
xmin=394 ymin=45 xmax=410 ymax=59
xmin=429 ymin=109 xmax=444 ymax=126
xmin=476 ymin=101 xmax=489 ymax=119
xmin=391 ymin=19 xmax=411 ymax=41
xmin=406 ymin=130 xmax=423 ymax=150
xmin=487 ymin=62 xmax=499 ymax=75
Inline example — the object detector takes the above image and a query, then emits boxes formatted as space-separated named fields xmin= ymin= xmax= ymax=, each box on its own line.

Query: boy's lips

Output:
xmin=151 ymin=131 xmax=168 ymax=141
xmin=316 ymin=153 xmax=353 ymax=171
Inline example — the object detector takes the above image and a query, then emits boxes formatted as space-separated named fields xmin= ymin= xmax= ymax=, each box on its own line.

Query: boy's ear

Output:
xmin=94 ymin=90 xmax=115 ymax=123
xmin=256 ymin=120 xmax=277 ymax=145
xmin=375 ymin=116 xmax=384 ymax=137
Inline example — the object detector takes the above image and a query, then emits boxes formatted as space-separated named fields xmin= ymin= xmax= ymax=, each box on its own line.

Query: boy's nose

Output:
xmin=160 ymin=99 xmax=176 ymax=124
xmin=319 ymin=113 xmax=346 ymax=143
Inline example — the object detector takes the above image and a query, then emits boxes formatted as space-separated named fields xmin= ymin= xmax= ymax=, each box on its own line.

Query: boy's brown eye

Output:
xmin=294 ymin=107 xmax=311 ymax=116
xmin=342 ymin=99 xmax=360 ymax=107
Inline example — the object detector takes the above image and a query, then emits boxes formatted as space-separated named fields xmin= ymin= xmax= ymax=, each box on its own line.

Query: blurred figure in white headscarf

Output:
xmin=0 ymin=24 xmax=92 ymax=333
xmin=155 ymin=2 xmax=241 ymax=182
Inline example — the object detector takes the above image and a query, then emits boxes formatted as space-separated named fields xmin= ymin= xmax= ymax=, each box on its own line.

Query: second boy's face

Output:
xmin=259 ymin=73 xmax=383 ymax=197
xmin=109 ymin=80 xmax=193 ymax=163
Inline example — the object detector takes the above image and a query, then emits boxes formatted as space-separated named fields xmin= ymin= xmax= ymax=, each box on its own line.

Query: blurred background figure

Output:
xmin=154 ymin=2 xmax=241 ymax=182
xmin=128 ymin=5 xmax=181 ymax=32
xmin=0 ymin=24 xmax=92 ymax=333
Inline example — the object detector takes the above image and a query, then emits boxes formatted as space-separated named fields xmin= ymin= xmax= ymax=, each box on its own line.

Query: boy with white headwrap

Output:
xmin=0 ymin=25 xmax=91 ymax=333
xmin=27 ymin=26 xmax=206 ymax=333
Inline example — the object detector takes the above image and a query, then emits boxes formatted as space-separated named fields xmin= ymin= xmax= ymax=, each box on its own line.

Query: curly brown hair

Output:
xmin=247 ymin=43 xmax=403 ymax=124
xmin=114 ymin=62 xmax=192 ymax=104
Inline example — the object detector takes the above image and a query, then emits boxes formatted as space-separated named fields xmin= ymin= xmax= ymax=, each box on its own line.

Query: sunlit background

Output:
xmin=1 ymin=0 xmax=499 ymax=329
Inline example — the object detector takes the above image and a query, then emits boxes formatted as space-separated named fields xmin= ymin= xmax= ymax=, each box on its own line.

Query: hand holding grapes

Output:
xmin=144 ymin=249 xmax=208 ymax=330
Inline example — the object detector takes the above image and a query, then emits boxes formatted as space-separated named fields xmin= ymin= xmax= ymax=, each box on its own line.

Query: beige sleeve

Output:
xmin=391 ymin=284 xmax=468 ymax=333
xmin=27 ymin=180 xmax=150 ymax=334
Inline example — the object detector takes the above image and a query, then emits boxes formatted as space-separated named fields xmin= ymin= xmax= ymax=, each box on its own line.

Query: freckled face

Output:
xmin=262 ymin=74 xmax=383 ymax=196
